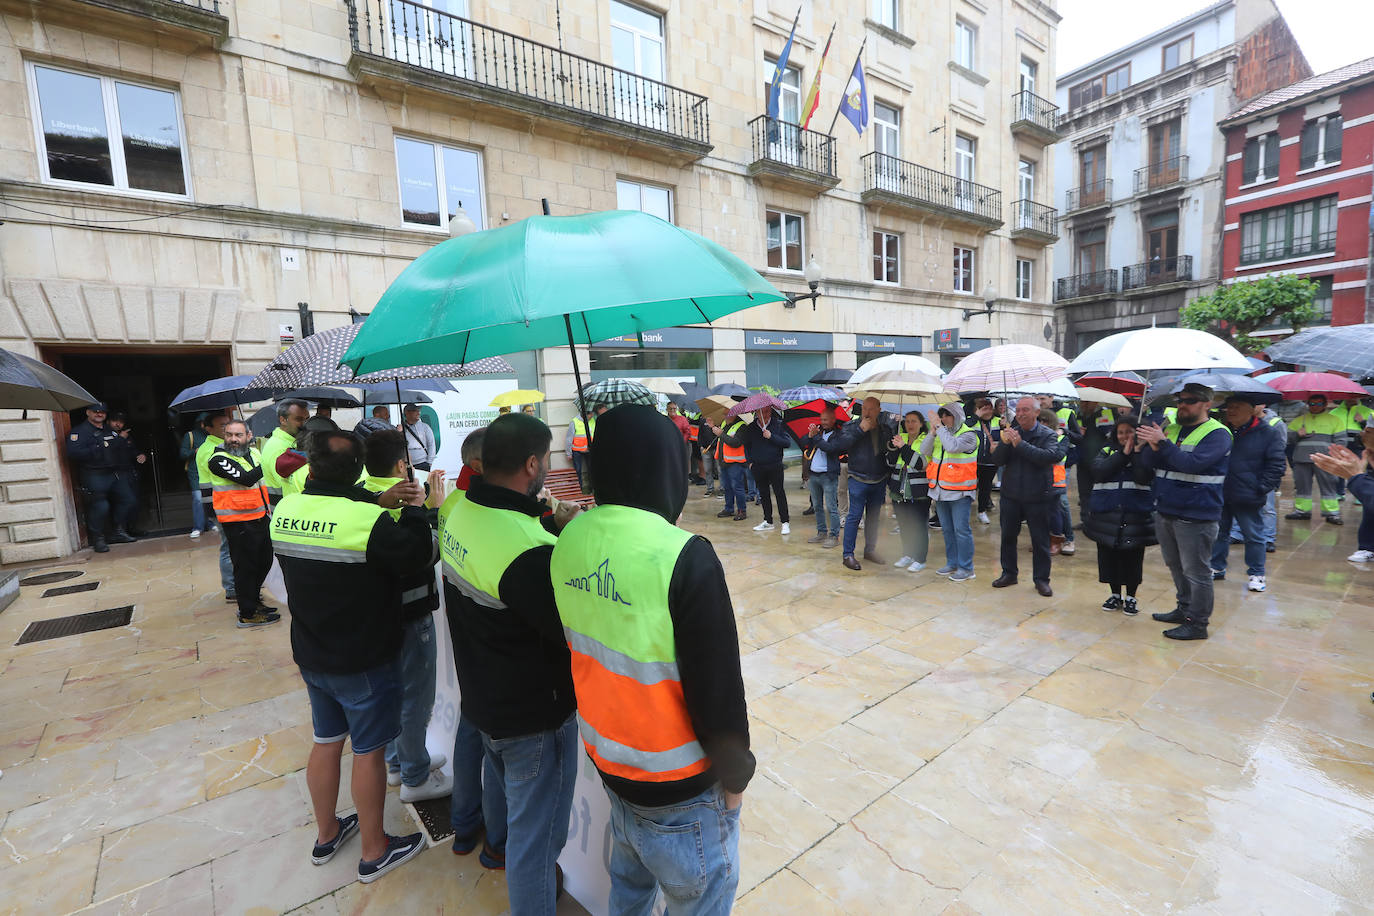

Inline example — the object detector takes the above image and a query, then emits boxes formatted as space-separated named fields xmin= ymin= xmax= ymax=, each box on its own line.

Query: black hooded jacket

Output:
xmin=582 ymin=404 xmax=755 ymax=807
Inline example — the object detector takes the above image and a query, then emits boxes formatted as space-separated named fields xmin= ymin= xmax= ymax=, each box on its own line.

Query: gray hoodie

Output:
xmin=920 ymin=402 xmax=980 ymax=501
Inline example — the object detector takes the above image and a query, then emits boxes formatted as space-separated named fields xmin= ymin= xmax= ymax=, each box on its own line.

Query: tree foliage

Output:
xmin=1180 ymin=275 xmax=1320 ymax=353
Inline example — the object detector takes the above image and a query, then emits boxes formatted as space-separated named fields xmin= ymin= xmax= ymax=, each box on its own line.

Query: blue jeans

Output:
xmin=807 ymin=474 xmax=840 ymax=536
xmin=217 ymin=527 xmax=234 ymax=593
xmin=482 ymin=715 xmax=579 ymax=916
xmin=1232 ymin=490 xmax=1278 ymax=546
xmin=721 ymin=463 xmax=747 ymax=513
xmin=1056 ymin=489 xmax=1075 ymax=541
xmin=934 ymin=496 xmax=975 ymax=573
xmin=451 ymin=713 xmax=508 ymax=850
xmin=571 ymin=452 xmax=588 ymax=493
xmin=842 ymin=478 xmax=887 ymax=558
xmin=188 ymin=474 xmax=207 ymax=532
xmin=299 ymin=660 xmax=402 ymax=755
xmin=385 ymin=615 xmax=438 ymax=785
xmin=606 ymin=784 xmax=741 ymax=916
xmin=1213 ymin=505 xmax=1266 ymax=577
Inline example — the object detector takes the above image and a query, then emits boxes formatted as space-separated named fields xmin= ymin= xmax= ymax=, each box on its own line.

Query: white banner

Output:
xmin=424 ymin=380 xmax=518 ymax=476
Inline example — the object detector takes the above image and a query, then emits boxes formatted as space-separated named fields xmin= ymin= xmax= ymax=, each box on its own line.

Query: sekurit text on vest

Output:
xmin=441 ymin=528 xmax=468 ymax=564
xmin=564 ymin=559 xmax=632 ymax=606
xmin=274 ymin=517 xmax=338 ymax=537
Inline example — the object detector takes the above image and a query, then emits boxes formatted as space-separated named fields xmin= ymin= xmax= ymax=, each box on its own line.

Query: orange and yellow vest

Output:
xmin=207 ymin=448 xmax=270 ymax=523
xmin=927 ymin=433 xmax=977 ymax=492
xmin=571 ymin=417 xmax=596 ymax=453
xmin=720 ymin=420 xmax=747 ymax=463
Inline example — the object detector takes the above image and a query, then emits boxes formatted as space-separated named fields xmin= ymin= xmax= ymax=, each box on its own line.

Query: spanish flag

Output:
xmin=800 ymin=24 xmax=835 ymax=130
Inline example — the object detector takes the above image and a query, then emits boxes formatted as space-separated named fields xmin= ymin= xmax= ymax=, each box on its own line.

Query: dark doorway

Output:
xmin=47 ymin=347 xmax=231 ymax=542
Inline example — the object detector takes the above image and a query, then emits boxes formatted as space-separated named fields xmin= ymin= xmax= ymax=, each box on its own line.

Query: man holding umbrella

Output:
xmin=1137 ymin=383 xmax=1232 ymax=640
xmin=1210 ymin=394 xmax=1286 ymax=593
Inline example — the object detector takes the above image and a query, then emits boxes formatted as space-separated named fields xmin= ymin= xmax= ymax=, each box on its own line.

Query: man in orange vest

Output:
xmin=991 ymin=397 xmax=1067 ymax=597
xmin=919 ymin=402 xmax=980 ymax=580
xmin=206 ymin=419 xmax=278 ymax=627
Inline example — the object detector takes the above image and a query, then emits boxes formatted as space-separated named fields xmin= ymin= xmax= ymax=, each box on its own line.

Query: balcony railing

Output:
xmin=63 ymin=0 xmax=228 ymax=43
xmin=166 ymin=0 xmax=220 ymax=8
xmin=1122 ymin=255 xmax=1193 ymax=290
xmin=1055 ymin=270 xmax=1118 ymax=301
xmin=1133 ymin=155 xmax=1188 ymax=194
xmin=860 ymin=152 xmax=1002 ymax=227
xmin=347 ymin=0 xmax=710 ymax=149
xmin=1066 ymin=179 xmax=1112 ymax=212
xmin=1010 ymin=90 xmax=1060 ymax=139
xmin=748 ymin=116 xmax=837 ymax=180
xmin=1009 ymin=199 xmax=1058 ymax=239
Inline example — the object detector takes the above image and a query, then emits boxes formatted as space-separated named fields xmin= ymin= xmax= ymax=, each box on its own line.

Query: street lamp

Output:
xmin=964 ymin=280 xmax=997 ymax=322
xmin=448 ymin=202 xmax=478 ymax=238
xmin=784 ymin=255 xmax=825 ymax=309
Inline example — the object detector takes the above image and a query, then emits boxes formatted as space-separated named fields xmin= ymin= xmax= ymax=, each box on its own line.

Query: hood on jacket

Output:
xmin=937 ymin=401 xmax=966 ymax=428
xmin=589 ymin=404 xmax=687 ymax=524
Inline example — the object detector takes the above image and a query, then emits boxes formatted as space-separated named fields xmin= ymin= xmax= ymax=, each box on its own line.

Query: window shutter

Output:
xmin=1299 ymin=121 xmax=1318 ymax=169
xmin=1242 ymin=139 xmax=1258 ymax=183
xmin=1263 ymin=134 xmax=1279 ymax=178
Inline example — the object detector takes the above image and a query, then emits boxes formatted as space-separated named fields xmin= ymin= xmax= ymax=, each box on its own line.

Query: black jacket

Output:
xmin=1223 ymin=418 xmax=1287 ymax=508
xmin=586 ymin=405 xmax=754 ymax=807
xmin=991 ymin=421 xmax=1065 ymax=503
xmin=739 ymin=414 xmax=794 ymax=465
xmin=832 ymin=413 xmax=898 ymax=483
xmin=1085 ymin=448 xmax=1157 ymax=549
xmin=67 ymin=421 xmax=124 ymax=472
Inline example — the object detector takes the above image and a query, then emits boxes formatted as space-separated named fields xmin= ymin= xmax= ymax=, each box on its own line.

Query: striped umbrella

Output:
xmin=943 ymin=344 xmax=1069 ymax=394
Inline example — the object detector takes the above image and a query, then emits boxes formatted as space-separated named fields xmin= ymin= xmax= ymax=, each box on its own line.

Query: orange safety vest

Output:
xmin=1052 ymin=432 xmax=1067 ymax=488
xmin=720 ymin=420 xmax=747 ymax=463
xmin=570 ymin=416 xmax=595 ymax=453
xmin=208 ymin=449 xmax=270 ymax=523
xmin=686 ymin=423 xmax=700 ymax=442
xmin=928 ymin=435 xmax=977 ymax=491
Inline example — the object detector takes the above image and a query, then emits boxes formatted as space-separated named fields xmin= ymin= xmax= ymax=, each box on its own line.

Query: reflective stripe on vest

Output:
xmin=571 ymin=417 xmax=595 ymax=453
xmin=1156 ymin=418 xmax=1231 ymax=485
xmin=260 ymin=427 xmax=296 ymax=499
xmin=208 ymin=448 xmax=270 ymax=522
xmin=270 ymin=493 xmax=385 ymax=564
xmin=893 ymin=431 xmax=929 ymax=489
xmin=1092 ymin=481 xmax=1152 ymax=492
xmin=927 ymin=436 xmax=977 ymax=491
xmin=437 ymin=487 xmax=556 ymax=610
xmin=195 ymin=435 xmax=223 ymax=506
xmin=721 ymin=421 xmax=747 ymax=463
xmin=550 ymin=504 xmax=709 ymax=784
xmin=1056 ymin=407 xmax=1076 ymax=429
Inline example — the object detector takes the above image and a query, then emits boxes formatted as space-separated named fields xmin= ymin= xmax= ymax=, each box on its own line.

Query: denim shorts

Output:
xmin=299 ymin=660 xmax=403 ymax=755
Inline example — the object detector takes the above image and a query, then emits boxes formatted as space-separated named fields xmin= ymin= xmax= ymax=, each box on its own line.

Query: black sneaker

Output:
xmin=1122 ymin=597 xmax=1139 ymax=616
xmin=716 ymin=509 xmax=733 ymax=518
xmin=358 ymin=832 xmax=426 ymax=883
xmin=1163 ymin=623 xmax=1208 ymax=641
xmin=236 ymin=612 xmax=280 ymax=628
xmin=1102 ymin=595 xmax=1122 ymax=611
xmin=311 ymin=813 xmax=359 ymax=865
xmin=1152 ymin=609 xmax=1186 ymax=624
xmin=803 ymin=506 xmax=816 ymax=516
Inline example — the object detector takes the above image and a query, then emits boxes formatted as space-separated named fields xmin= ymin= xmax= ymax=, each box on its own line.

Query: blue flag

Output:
xmin=839 ymin=56 xmax=868 ymax=135
xmin=766 ymin=12 xmax=800 ymax=121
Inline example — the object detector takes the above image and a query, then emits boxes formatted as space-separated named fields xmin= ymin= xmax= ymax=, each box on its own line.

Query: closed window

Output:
xmin=1312 ymin=276 xmax=1333 ymax=320
xmin=1300 ymin=115 xmax=1343 ymax=170
xmin=955 ymin=20 xmax=977 ymax=71
xmin=29 ymin=63 xmax=189 ymax=196
xmin=1016 ymin=259 xmax=1033 ymax=300
xmin=1238 ymin=196 xmax=1337 ymax=264
xmin=611 ymin=1 xmax=664 ymax=80
xmin=1018 ymin=158 xmax=1035 ymax=200
xmin=873 ymin=231 xmax=899 ymax=283
xmin=872 ymin=0 xmax=898 ymax=30
xmin=873 ymin=102 xmax=900 ymax=158
xmin=1162 ymin=35 xmax=1193 ymax=71
xmin=1241 ymin=133 xmax=1279 ymax=184
xmin=616 ymin=178 xmax=672 ymax=222
xmin=1077 ymin=226 xmax=1106 ymax=274
xmin=395 ymin=136 xmax=485 ymax=229
xmin=766 ymin=209 xmax=804 ymax=271
xmin=1068 ymin=64 xmax=1130 ymax=110
xmin=953 ymin=246 xmax=974 ymax=292
xmin=762 ymin=57 xmax=802 ymax=124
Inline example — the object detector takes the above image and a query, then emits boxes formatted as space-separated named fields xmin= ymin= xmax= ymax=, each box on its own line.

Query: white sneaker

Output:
xmin=780 ymin=522 xmax=790 ymax=535
xmin=907 ymin=561 xmax=926 ymax=573
xmin=399 ymin=768 xmax=453 ymax=803
xmin=1349 ymin=549 xmax=1374 ymax=563
xmin=387 ymin=770 xmax=402 ymax=787
xmin=753 ymin=521 xmax=774 ymax=531
xmin=1247 ymin=575 xmax=1266 ymax=592
xmin=189 ymin=529 xmax=201 ymax=540
xmin=977 ymin=512 xmax=991 ymax=525
xmin=894 ymin=556 xmax=913 ymax=568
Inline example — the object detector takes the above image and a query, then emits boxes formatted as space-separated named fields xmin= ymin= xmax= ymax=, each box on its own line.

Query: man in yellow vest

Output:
xmin=195 ymin=412 xmax=236 ymax=602
xmin=205 ymin=419 xmax=277 ymax=627
xmin=1286 ymin=394 xmax=1346 ymax=523
xmin=440 ymin=413 xmax=582 ymax=912
xmin=270 ymin=429 xmax=433 ymax=882
xmin=564 ymin=403 xmax=604 ymax=493
xmin=551 ymin=404 xmax=753 ymax=913
xmin=261 ymin=398 xmax=310 ymax=505
xmin=991 ymin=397 xmax=1067 ymax=597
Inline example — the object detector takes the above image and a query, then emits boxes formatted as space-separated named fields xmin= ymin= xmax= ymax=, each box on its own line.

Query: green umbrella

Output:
xmin=340 ymin=211 xmax=785 ymax=376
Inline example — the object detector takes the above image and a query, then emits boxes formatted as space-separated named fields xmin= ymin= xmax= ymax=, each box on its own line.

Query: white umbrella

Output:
xmin=1065 ymin=328 xmax=1250 ymax=374
xmin=848 ymin=369 xmax=951 ymax=402
xmin=943 ymin=344 xmax=1069 ymax=394
xmin=637 ymin=377 xmax=686 ymax=396
xmin=1072 ymin=386 xmax=1132 ymax=408
xmin=849 ymin=353 xmax=945 ymax=385
xmin=989 ymin=376 xmax=1078 ymax=400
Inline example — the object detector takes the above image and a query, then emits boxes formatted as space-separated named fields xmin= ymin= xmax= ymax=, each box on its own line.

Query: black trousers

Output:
xmin=222 ymin=516 xmax=273 ymax=617
xmin=80 ymin=469 xmax=134 ymax=540
xmin=751 ymin=463 xmax=789 ymax=523
xmin=1097 ymin=544 xmax=1145 ymax=593
xmin=976 ymin=464 xmax=997 ymax=513
xmin=1000 ymin=496 xmax=1053 ymax=584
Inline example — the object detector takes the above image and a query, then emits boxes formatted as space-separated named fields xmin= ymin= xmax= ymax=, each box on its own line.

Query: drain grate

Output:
xmin=406 ymin=795 xmax=456 ymax=845
xmin=20 ymin=570 xmax=83 ymax=587
xmin=16 ymin=605 xmax=134 ymax=645
xmin=42 ymin=581 xmax=100 ymax=598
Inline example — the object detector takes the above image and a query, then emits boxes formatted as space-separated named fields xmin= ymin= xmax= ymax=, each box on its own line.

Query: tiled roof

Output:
xmin=1223 ymin=55 xmax=1374 ymax=123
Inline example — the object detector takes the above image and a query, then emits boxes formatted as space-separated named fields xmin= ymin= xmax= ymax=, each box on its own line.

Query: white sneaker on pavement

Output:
xmin=399 ymin=768 xmax=453 ymax=803
xmin=189 ymin=529 xmax=201 ymax=540
xmin=907 ymin=561 xmax=926 ymax=573
xmin=780 ymin=522 xmax=790 ymax=535
xmin=977 ymin=512 xmax=990 ymax=525
xmin=1247 ymin=575 xmax=1266 ymax=592
xmin=894 ymin=556 xmax=913 ymax=568
xmin=753 ymin=521 xmax=775 ymax=531
xmin=1349 ymin=549 xmax=1374 ymax=563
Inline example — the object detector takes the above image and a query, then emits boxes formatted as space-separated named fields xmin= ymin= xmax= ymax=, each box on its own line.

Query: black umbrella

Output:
xmin=169 ymin=375 xmax=275 ymax=413
xmin=709 ymin=382 xmax=752 ymax=399
xmin=1144 ymin=371 xmax=1281 ymax=406
xmin=245 ymin=404 xmax=280 ymax=439
xmin=281 ymin=386 xmax=362 ymax=408
xmin=809 ymin=368 xmax=853 ymax=385
xmin=0 ymin=347 xmax=98 ymax=413
xmin=361 ymin=387 xmax=431 ymax=405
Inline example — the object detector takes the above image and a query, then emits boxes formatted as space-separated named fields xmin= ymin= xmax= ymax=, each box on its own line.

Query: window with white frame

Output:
xmin=955 ymin=20 xmax=977 ymax=71
xmin=762 ymin=57 xmax=803 ymax=124
xmin=394 ymin=136 xmax=486 ymax=229
xmin=29 ymin=63 xmax=189 ymax=196
xmin=953 ymin=246 xmax=974 ymax=292
xmin=1016 ymin=258 xmax=1033 ymax=300
xmin=766 ymin=209 xmax=804 ymax=271
xmin=873 ymin=102 xmax=900 ymax=158
xmin=873 ymin=231 xmax=899 ymax=283
xmin=1300 ymin=115 xmax=1343 ymax=170
xmin=610 ymin=1 xmax=664 ymax=81
xmin=616 ymin=179 xmax=672 ymax=222
xmin=872 ymin=0 xmax=898 ymax=30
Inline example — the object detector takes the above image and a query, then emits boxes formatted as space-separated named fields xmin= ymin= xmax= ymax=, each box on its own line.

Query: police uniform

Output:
xmin=66 ymin=416 xmax=136 ymax=550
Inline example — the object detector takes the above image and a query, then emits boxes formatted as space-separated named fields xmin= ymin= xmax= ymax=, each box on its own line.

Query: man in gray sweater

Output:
xmin=920 ymin=402 xmax=981 ymax=581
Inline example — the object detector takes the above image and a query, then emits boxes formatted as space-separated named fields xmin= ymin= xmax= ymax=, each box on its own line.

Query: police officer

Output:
xmin=66 ymin=402 xmax=136 ymax=553
xmin=206 ymin=419 xmax=277 ymax=627
xmin=107 ymin=411 xmax=146 ymax=535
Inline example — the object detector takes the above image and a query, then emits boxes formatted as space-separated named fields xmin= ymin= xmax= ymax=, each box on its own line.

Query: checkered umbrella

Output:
xmin=578 ymin=378 xmax=657 ymax=410
xmin=779 ymin=385 xmax=847 ymax=403
xmin=1262 ymin=324 xmax=1374 ymax=378
xmin=243 ymin=323 xmax=513 ymax=391
xmin=724 ymin=392 xmax=786 ymax=421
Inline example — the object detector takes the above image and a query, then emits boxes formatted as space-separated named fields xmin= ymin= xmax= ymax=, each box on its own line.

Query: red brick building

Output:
xmin=1219 ymin=56 xmax=1374 ymax=328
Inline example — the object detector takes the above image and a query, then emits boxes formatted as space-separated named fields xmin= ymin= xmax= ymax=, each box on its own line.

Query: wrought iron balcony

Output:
xmin=1055 ymin=270 xmax=1118 ymax=301
xmin=1122 ymin=255 xmax=1193 ymax=290
xmin=860 ymin=153 xmax=1003 ymax=230
xmin=1009 ymin=91 xmax=1060 ymax=143
xmin=1133 ymin=155 xmax=1188 ymax=194
xmin=1065 ymin=179 xmax=1112 ymax=213
xmin=1008 ymin=199 xmax=1059 ymax=243
xmin=746 ymin=116 xmax=839 ymax=194
xmin=346 ymin=0 xmax=711 ymax=160
xmin=56 ymin=0 xmax=228 ymax=45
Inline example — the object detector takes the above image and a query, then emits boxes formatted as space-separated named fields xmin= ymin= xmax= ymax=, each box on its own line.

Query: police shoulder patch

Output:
xmin=70 ymin=434 xmax=79 ymax=440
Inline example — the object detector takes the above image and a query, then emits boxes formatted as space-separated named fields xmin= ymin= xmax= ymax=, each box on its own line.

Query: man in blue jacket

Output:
xmin=1137 ymin=383 xmax=1232 ymax=640
xmin=1210 ymin=395 xmax=1286 ymax=593
xmin=739 ymin=404 xmax=794 ymax=534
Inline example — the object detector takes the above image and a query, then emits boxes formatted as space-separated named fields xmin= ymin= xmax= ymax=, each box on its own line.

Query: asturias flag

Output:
xmin=766 ymin=11 xmax=800 ymax=121
xmin=839 ymin=56 xmax=869 ymax=135
xmin=800 ymin=25 xmax=834 ymax=130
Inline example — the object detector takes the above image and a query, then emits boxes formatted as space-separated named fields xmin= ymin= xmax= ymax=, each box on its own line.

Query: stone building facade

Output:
xmin=0 ymin=0 xmax=1060 ymax=562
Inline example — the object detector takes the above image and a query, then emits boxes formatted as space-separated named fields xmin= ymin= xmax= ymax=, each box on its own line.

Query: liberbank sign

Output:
xmin=745 ymin=331 xmax=833 ymax=350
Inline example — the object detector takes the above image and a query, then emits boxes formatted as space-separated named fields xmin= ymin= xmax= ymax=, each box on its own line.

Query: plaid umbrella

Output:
xmin=579 ymin=378 xmax=657 ymax=410
xmin=1262 ymin=324 xmax=1374 ymax=377
xmin=779 ymin=385 xmax=846 ymax=403
xmin=724 ymin=392 xmax=785 ymax=422
xmin=244 ymin=323 xmax=513 ymax=391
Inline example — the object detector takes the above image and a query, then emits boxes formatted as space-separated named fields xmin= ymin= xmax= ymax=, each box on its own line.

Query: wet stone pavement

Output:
xmin=1 ymin=469 xmax=1372 ymax=914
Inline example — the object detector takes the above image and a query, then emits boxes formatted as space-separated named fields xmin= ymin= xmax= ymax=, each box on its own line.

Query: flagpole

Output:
xmin=828 ymin=37 xmax=866 ymax=137
xmin=767 ymin=7 xmax=803 ymax=121
xmin=800 ymin=22 xmax=835 ymax=130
